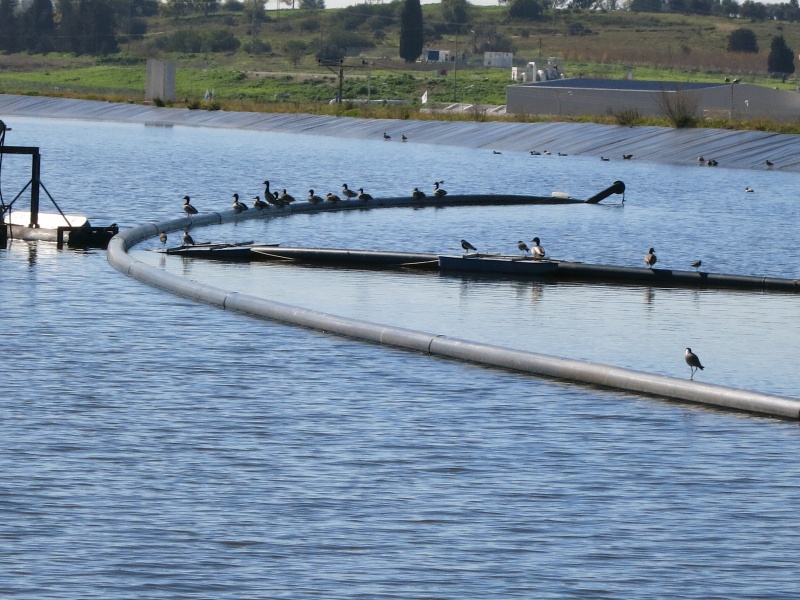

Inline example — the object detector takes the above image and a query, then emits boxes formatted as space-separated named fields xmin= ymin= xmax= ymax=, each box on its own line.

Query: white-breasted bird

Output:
xmin=531 ymin=237 xmax=546 ymax=260
xmin=182 ymin=195 xmax=198 ymax=215
xmin=280 ymin=189 xmax=295 ymax=204
xmin=182 ymin=230 xmax=194 ymax=246
xmin=685 ymin=347 xmax=704 ymax=379
xmin=253 ymin=195 xmax=268 ymax=210
xmin=433 ymin=181 xmax=447 ymax=198
xmin=308 ymin=189 xmax=323 ymax=204
xmin=357 ymin=188 xmax=373 ymax=202
xmin=645 ymin=247 xmax=657 ymax=268
xmin=232 ymin=193 xmax=248 ymax=212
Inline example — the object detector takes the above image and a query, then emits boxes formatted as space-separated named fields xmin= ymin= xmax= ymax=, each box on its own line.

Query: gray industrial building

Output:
xmin=506 ymin=78 xmax=800 ymax=123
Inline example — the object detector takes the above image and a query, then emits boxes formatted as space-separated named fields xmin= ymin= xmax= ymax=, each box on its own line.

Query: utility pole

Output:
xmin=317 ymin=58 xmax=366 ymax=104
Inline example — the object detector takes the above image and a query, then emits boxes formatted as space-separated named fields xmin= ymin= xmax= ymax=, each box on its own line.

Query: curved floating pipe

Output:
xmin=108 ymin=196 xmax=800 ymax=421
xmin=584 ymin=180 xmax=625 ymax=204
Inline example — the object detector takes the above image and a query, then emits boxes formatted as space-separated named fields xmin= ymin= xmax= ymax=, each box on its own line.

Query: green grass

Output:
xmin=1 ymin=5 xmax=800 ymax=131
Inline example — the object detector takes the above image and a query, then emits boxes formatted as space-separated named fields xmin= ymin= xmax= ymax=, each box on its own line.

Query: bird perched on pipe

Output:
xmin=182 ymin=195 xmax=198 ymax=216
xmin=517 ymin=240 xmax=530 ymax=255
xmin=645 ymin=248 xmax=657 ymax=268
xmin=412 ymin=187 xmax=426 ymax=199
xmin=685 ymin=347 xmax=704 ymax=379
xmin=308 ymin=190 xmax=323 ymax=204
xmin=342 ymin=183 xmax=358 ymax=199
xmin=253 ymin=195 xmax=268 ymax=210
xmin=326 ymin=192 xmax=341 ymax=203
xmin=691 ymin=260 xmax=702 ymax=271
xmin=433 ymin=181 xmax=447 ymax=198
xmin=461 ymin=239 xmax=477 ymax=254
xmin=357 ymin=188 xmax=373 ymax=202
xmin=531 ymin=237 xmax=545 ymax=260
xmin=280 ymin=189 xmax=295 ymax=204
xmin=232 ymin=193 xmax=248 ymax=213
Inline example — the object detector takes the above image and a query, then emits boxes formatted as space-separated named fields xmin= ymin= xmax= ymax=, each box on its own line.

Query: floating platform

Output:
xmin=164 ymin=241 xmax=259 ymax=259
xmin=185 ymin=246 xmax=800 ymax=294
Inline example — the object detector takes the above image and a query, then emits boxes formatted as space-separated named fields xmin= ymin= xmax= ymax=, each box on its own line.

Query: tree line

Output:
xmin=0 ymin=0 xmax=157 ymax=54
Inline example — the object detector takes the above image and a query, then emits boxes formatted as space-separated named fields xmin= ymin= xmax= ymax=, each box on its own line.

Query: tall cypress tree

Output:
xmin=768 ymin=35 xmax=795 ymax=76
xmin=22 ymin=0 xmax=55 ymax=53
xmin=0 ymin=0 xmax=19 ymax=52
xmin=399 ymin=0 xmax=423 ymax=63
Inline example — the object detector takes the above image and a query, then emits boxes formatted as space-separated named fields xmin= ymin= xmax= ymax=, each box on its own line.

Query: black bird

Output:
xmin=325 ymin=192 xmax=341 ymax=203
xmin=263 ymin=181 xmax=284 ymax=207
xmin=433 ymin=181 xmax=447 ymax=198
xmin=558 ymin=152 xmax=568 ymax=156
xmin=530 ymin=150 xmax=541 ymax=156
xmin=691 ymin=259 xmax=702 ymax=271
xmin=600 ymin=156 xmax=610 ymax=161
xmin=645 ymin=247 xmax=657 ymax=268
xmin=622 ymin=154 xmax=633 ymax=160
xmin=493 ymin=150 xmax=502 ymax=155
xmin=745 ymin=187 xmax=754 ymax=193
xmin=182 ymin=195 xmax=198 ymax=216
xmin=253 ymin=195 xmax=268 ymax=210
xmin=697 ymin=156 xmax=706 ymax=164
xmin=401 ymin=134 xmax=408 ymax=142
xmin=342 ymin=183 xmax=358 ymax=199
xmin=308 ymin=189 xmax=323 ymax=204
xmin=383 ymin=132 xmax=391 ymax=140
xmin=707 ymin=158 xmax=718 ymax=166
xmin=357 ymin=187 xmax=373 ymax=202
xmin=517 ymin=240 xmax=530 ymax=255
xmin=685 ymin=347 xmax=704 ymax=380
xmin=531 ymin=237 xmax=545 ymax=260
xmin=461 ymin=239 xmax=477 ymax=253
xmin=159 ymin=231 xmax=168 ymax=247
xmin=232 ymin=193 xmax=248 ymax=213
xmin=182 ymin=230 xmax=195 ymax=246
xmin=412 ymin=187 xmax=426 ymax=199
xmin=765 ymin=159 xmax=774 ymax=168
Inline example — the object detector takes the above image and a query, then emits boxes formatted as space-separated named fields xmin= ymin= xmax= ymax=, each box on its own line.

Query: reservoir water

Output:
xmin=2 ymin=115 xmax=800 ymax=598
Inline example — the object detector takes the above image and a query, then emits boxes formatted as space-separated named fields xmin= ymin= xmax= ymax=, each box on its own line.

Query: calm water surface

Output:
xmin=2 ymin=116 xmax=800 ymax=598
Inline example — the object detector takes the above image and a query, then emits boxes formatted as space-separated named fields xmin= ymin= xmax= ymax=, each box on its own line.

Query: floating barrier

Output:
xmin=107 ymin=194 xmax=800 ymax=421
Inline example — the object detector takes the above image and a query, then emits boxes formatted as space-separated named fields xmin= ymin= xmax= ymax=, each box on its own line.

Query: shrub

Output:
xmin=657 ymin=86 xmax=699 ymax=128
xmin=607 ymin=106 xmax=642 ymax=126
xmin=727 ymin=28 xmax=758 ymax=53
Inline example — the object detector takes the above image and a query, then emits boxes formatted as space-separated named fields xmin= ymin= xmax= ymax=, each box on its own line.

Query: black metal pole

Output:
xmin=30 ymin=150 xmax=40 ymax=228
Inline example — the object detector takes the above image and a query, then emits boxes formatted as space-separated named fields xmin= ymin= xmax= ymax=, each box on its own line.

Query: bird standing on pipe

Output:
xmin=517 ymin=240 xmax=530 ymax=255
xmin=645 ymin=248 xmax=657 ymax=268
xmin=685 ymin=348 xmax=704 ymax=380
xmin=182 ymin=196 xmax=198 ymax=216
xmin=531 ymin=237 xmax=545 ymax=260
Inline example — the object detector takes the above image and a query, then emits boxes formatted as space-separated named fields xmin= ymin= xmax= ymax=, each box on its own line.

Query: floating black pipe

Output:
xmin=584 ymin=180 xmax=625 ymax=204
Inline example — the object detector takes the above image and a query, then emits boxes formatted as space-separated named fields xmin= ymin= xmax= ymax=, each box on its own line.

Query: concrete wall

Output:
xmin=145 ymin=60 xmax=176 ymax=102
xmin=507 ymin=81 xmax=800 ymax=122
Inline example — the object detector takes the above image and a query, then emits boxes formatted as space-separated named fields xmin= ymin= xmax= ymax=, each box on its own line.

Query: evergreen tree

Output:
xmin=630 ymin=0 xmax=662 ymax=12
xmin=0 ymin=0 xmax=19 ymax=52
xmin=399 ymin=0 xmax=423 ymax=63
xmin=508 ymin=0 xmax=543 ymax=20
xmin=768 ymin=35 xmax=795 ymax=75
xmin=22 ymin=0 xmax=55 ymax=53
xmin=441 ymin=0 xmax=470 ymax=26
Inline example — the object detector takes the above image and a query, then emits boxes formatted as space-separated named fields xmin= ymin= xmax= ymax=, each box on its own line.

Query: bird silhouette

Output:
xmin=401 ymin=134 xmax=408 ymax=142
xmin=461 ymin=239 xmax=477 ymax=253
xmin=182 ymin=230 xmax=195 ymax=246
xmin=685 ymin=347 xmax=704 ymax=379
xmin=517 ymin=240 xmax=530 ymax=254
xmin=493 ymin=150 xmax=502 ymax=155
xmin=308 ymin=189 xmax=323 ymax=204
xmin=253 ymin=195 xmax=268 ymax=210
xmin=691 ymin=260 xmax=702 ymax=271
xmin=745 ymin=187 xmax=754 ymax=193
xmin=326 ymin=192 xmax=341 ymax=203
xmin=433 ymin=181 xmax=447 ymax=198
xmin=622 ymin=154 xmax=633 ymax=159
xmin=530 ymin=150 xmax=541 ymax=155
xmin=697 ymin=156 xmax=706 ymax=164
xmin=263 ymin=181 xmax=284 ymax=207
xmin=765 ymin=159 xmax=774 ymax=168
xmin=707 ymin=158 xmax=718 ymax=166
xmin=159 ymin=231 xmax=168 ymax=247
xmin=383 ymin=132 xmax=391 ymax=140
xmin=357 ymin=187 xmax=373 ymax=201
xmin=412 ymin=187 xmax=426 ymax=199
xmin=645 ymin=248 xmax=657 ymax=268
xmin=280 ymin=189 xmax=295 ymax=204
xmin=600 ymin=156 xmax=610 ymax=161
xmin=182 ymin=195 xmax=198 ymax=216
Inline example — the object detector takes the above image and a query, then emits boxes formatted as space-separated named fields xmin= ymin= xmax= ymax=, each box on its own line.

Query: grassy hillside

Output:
xmin=0 ymin=4 xmax=799 ymax=130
